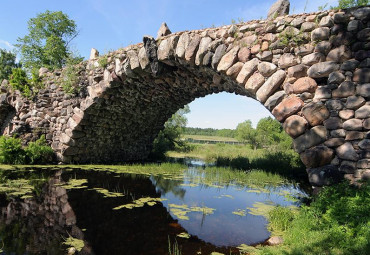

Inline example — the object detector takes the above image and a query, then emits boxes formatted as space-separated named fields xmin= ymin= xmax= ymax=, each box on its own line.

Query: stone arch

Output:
xmin=1 ymin=6 xmax=369 ymax=186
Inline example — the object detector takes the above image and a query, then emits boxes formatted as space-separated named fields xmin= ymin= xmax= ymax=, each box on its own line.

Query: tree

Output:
xmin=151 ymin=105 xmax=190 ymax=159
xmin=236 ymin=120 xmax=260 ymax=150
xmin=337 ymin=0 xmax=369 ymax=8
xmin=256 ymin=117 xmax=283 ymax=146
xmin=15 ymin=10 xmax=79 ymax=72
xmin=0 ymin=49 xmax=19 ymax=81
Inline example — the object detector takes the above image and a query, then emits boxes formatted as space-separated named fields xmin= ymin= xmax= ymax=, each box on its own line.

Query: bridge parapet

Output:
xmin=1 ymin=6 xmax=370 ymax=186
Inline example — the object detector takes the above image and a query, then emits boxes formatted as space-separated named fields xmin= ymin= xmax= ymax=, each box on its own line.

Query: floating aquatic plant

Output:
xmin=177 ymin=232 xmax=190 ymax=239
xmin=247 ymin=202 xmax=275 ymax=217
xmin=168 ymin=203 xmax=216 ymax=220
xmin=90 ymin=187 xmax=125 ymax=198
xmin=63 ymin=236 xmax=84 ymax=252
xmin=232 ymin=209 xmax=247 ymax=217
xmin=113 ymin=197 xmax=167 ymax=210
xmin=57 ymin=179 xmax=88 ymax=190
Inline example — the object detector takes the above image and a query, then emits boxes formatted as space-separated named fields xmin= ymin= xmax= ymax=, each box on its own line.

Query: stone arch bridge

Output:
xmin=0 ymin=6 xmax=370 ymax=186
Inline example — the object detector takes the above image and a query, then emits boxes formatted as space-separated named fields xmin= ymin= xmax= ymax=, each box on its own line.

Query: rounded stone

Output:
xmin=283 ymin=115 xmax=308 ymax=138
xmin=292 ymin=77 xmax=317 ymax=94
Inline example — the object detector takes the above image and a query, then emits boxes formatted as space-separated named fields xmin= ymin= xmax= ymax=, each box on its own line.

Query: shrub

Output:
xmin=0 ymin=136 xmax=26 ymax=164
xmin=9 ymin=68 xmax=32 ymax=97
xmin=25 ymin=135 xmax=54 ymax=164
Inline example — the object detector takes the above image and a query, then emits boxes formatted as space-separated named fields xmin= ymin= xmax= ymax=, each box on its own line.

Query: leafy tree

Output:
xmin=15 ymin=10 xmax=79 ymax=72
xmin=151 ymin=106 xmax=190 ymax=159
xmin=9 ymin=68 xmax=32 ymax=97
xmin=256 ymin=117 xmax=283 ymax=146
xmin=337 ymin=0 xmax=369 ymax=8
xmin=236 ymin=120 xmax=260 ymax=150
xmin=0 ymin=49 xmax=19 ymax=81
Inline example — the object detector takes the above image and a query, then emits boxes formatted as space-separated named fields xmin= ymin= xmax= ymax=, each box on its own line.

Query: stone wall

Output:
xmin=0 ymin=6 xmax=370 ymax=186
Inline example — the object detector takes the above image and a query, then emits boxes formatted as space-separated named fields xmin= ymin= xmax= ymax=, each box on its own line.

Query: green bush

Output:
xmin=25 ymin=135 xmax=54 ymax=164
xmin=0 ymin=136 xmax=26 ymax=164
xmin=0 ymin=136 xmax=53 ymax=165
xmin=9 ymin=68 xmax=32 ymax=97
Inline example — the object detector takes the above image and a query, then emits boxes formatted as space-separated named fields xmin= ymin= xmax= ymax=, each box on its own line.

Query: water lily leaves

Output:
xmin=90 ymin=188 xmax=125 ymax=198
xmin=180 ymin=183 xmax=198 ymax=187
xmin=57 ymin=179 xmax=88 ymax=189
xmin=247 ymin=202 xmax=275 ymax=217
xmin=169 ymin=203 xmax=216 ymax=220
xmin=177 ymin=232 xmax=191 ymax=239
xmin=232 ymin=209 xmax=247 ymax=216
xmin=113 ymin=197 xmax=167 ymax=210
xmin=63 ymin=236 xmax=84 ymax=252
xmin=210 ymin=252 xmax=225 ymax=255
xmin=0 ymin=179 xmax=34 ymax=198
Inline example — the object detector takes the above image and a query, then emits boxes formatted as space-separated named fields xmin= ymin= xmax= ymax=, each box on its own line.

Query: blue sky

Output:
xmin=0 ymin=0 xmax=337 ymax=128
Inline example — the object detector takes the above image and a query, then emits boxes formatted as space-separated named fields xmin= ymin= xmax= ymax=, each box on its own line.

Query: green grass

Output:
xmin=182 ymin=134 xmax=239 ymax=142
xmin=252 ymin=182 xmax=370 ymax=255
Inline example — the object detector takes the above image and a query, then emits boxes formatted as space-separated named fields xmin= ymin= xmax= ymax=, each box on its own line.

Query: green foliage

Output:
xmin=9 ymin=68 xmax=32 ymax=97
xmin=98 ymin=55 xmax=108 ymax=68
xmin=0 ymin=136 xmax=53 ymax=164
xmin=15 ymin=10 xmax=79 ymax=72
xmin=0 ymin=49 xmax=19 ymax=81
xmin=259 ymin=182 xmax=370 ymax=255
xmin=151 ymin=106 xmax=190 ymax=160
xmin=336 ymin=0 xmax=369 ymax=8
xmin=0 ymin=136 xmax=26 ymax=164
xmin=58 ymin=56 xmax=82 ymax=94
xmin=236 ymin=120 xmax=260 ymax=150
xmin=183 ymin=127 xmax=236 ymax=137
xmin=278 ymin=29 xmax=306 ymax=47
xmin=25 ymin=135 xmax=53 ymax=164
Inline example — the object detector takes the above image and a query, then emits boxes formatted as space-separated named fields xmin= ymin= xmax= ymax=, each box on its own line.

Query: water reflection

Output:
xmin=0 ymin=162 xmax=307 ymax=255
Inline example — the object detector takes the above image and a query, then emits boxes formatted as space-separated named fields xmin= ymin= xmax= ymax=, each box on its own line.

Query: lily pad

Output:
xmin=63 ymin=236 xmax=84 ymax=252
xmin=177 ymin=232 xmax=191 ymax=239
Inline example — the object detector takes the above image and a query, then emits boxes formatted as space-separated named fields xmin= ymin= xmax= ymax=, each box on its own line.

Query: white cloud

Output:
xmin=0 ymin=39 xmax=14 ymax=50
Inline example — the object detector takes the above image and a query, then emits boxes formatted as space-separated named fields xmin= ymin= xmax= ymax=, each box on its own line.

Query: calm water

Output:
xmin=0 ymin=162 xmax=307 ymax=255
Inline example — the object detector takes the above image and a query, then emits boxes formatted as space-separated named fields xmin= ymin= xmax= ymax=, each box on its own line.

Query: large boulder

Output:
xmin=267 ymin=0 xmax=290 ymax=19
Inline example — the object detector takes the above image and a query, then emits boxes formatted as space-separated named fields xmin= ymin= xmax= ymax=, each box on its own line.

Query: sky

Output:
xmin=0 ymin=0 xmax=338 ymax=129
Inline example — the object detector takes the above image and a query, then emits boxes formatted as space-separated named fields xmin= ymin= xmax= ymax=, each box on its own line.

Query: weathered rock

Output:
xmin=264 ymin=90 xmax=286 ymax=111
xmin=217 ymin=46 xmax=239 ymax=72
xmin=357 ymin=28 xmax=370 ymax=41
xmin=283 ymin=115 xmax=308 ymax=137
xmin=327 ymin=71 xmax=345 ymax=84
xmin=331 ymin=129 xmax=346 ymax=138
xmin=332 ymin=81 xmax=355 ymax=98
xmin=287 ymin=64 xmax=307 ymax=79
xmin=358 ymin=139 xmax=370 ymax=150
xmin=336 ymin=142 xmax=359 ymax=161
xmin=157 ymin=23 xmax=171 ymax=38
xmin=355 ymin=105 xmax=370 ymax=119
xmin=325 ymin=138 xmax=345 ymax=147
xmin=302 ymin=52 xmax=325 ymax=65
xmin=175 ymin=33 xmax=190 ymax=59
xmin=258 ymin=62 xmax=277 ymax=77
xmin=340 ymin=160 xmax=357 ymax=174
xmin=292 ymin=77 xmax=317 ymax=94
xmin=236 ymin=58 xmax=259 ymax=84
xmin=343 ymin=119 xmax=363 ymax=131
xmin=364 ymin=118 xmax=370 ymax=129
xmin=238 ymin=47 xmax=251 ymax=63
xmin=267 ymin=0 xmax=290 ymax=19
xmin=272 ymin=95 xmax=304 ymax=122
xmin=307 ymin=62 xmax=340 ymax=78
xmin=314 ymin=86 xmax=331 ymax=100
xmin=195 ymin=37 xmax=212 ymax=65
xmin=256 ymin=51 xmax=273 ymax=61
xmin=267 ymin=236 xmax=284 ymax=246
xmin=226 ymin=62 xmax=244 ymax=78
xmin=89 ymin=48 xmax=99 ymax=59
xmin=339 ymin=109 xmax=354 ymax=120
xmin=357 ymin=159 xmax=370 ymax=169
xmin=278 ymin=53 xmax=298 ymax=68
xmin=347 ymin=20 xmax=359 ymax=32
xmin=353 ymin=68 xmax=370 ymax=83
xmin=302 ymin=102 xmax=330 ymax=126
xmin=245 ymin=72 xmax=265 ymax=94
xmin=301 ymin=22 xmax=316 ymax=32
xmin=333 ymin=12 xmax=349 ymax=23
xmin=324 ymin=117 xmax=343 ymax=130
xmin=256 ymin=70 xmax=286 ymax=103
xmin=211 ymin=44 xmax=227 ymax=69
xmin=326 ymin=46 xmax=352 ymax=63
xmin=319 ymin=16 xmax=334 ymax=27
xmin=315 ymin=41 xmax=332 ymax=55
xmin=346 ymin=96 xmax=365 ymax=109
xmin=185 ymin=35 xmax=202 ymax=64
xmin=356 ymin=83 xmax=370 ymax=98
xmin=157 ymin=36 xmax=179 ymax=64
xmin=341 ymin=59 xmax=359 ymax=71
xmin=311 ymin=27 xmax=330 ymax=41
xmin=353 ymin=7 xmax=370 ymax=20
xmin=345 ymin=131 xmax=364 ymax=141
xmin=293 ymin=126 xmax=328 ymax=153
xmin=300 ymin=145 xmax=334 ymax=168
xmin=307 ymin=165 xmax=342 ymax=186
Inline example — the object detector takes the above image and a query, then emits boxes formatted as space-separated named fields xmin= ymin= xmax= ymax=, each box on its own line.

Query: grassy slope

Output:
xmin=182 ymin=134 xmax=239 ymax=142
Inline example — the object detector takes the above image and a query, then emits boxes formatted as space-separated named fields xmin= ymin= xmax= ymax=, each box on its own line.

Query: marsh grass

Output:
xmin=253 ymin=182 xmax=370 ymax=255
